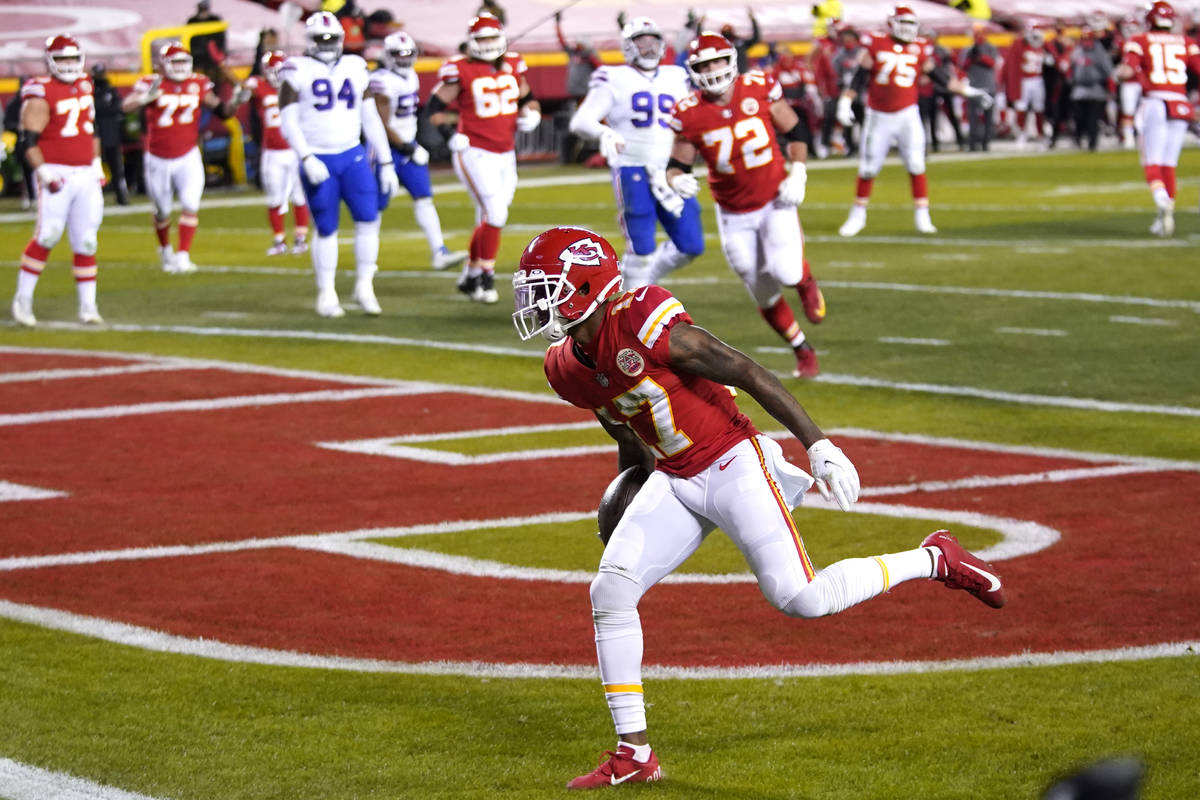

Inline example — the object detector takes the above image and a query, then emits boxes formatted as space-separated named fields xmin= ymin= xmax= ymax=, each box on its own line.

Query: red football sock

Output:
xmin=268 ymin=206 xmax=285 ymax=237
xmin=910 ymin=173 xmax=929 ymax=203
xmin=468 ymin=225 xmax=482 ymax=262
xmin=1143 ymin=164 xmax=1163 ymax=188
xmin=1162 ymin=167 xmax=1176 ymax=200
xmin=178 ymin=212 xmax=198 ymax=253
xmin=1017 ymin=110 xmax=1027 ymax=131
xmin=21 ymin=241 xmax=50 ymax=275
xmin=72 ymin=253 xmax=98 ymax=282
xmin=293 ymin=205 xmax=309 ymax=238
xmin=855 ymin=176 xmax=874 ymax=204
xmin=154 ymin=216 xmax=171 ymax=247
xmin=477 ymin=223 xmax=502 ymax=266
xmin=758 ymin=297 xmax=804 ymax=347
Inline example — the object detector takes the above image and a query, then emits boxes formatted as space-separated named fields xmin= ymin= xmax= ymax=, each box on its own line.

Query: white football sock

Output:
xmin=648 ymin=239 xmax=693 ymax=283
xmin=412 ymin=197 xmax=445 ymax=253
xmin=353 ymin=219 xmax=380 ymax=273
xmin=621 ymin=742 xmax=653 ymax=762
xmin=16 ymin=270 xmax=39 ymax=299
xmin=591 ymin=570 xmax=648 ymax=735
xmin=76 ymin=279 xmax=97 ymax=307
xmin=782 ymin=547 xmax=936 ymax=618
xmin=312 ymin=233 xmax=339 ymax=292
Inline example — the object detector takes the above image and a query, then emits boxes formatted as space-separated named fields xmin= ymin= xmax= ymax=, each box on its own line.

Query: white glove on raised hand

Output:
xmin=648 ymin=168 xmax=684 ymax=217
xmin=135 ymin=74 xmax=163 ymax=106
xmin=962 ymin=85 xmax=994 ymax=110
xmin=410 ymin=144 xmax=429 ymax=166
xmin=777 ymin=163 xmax=807 ymax=206
xmin=516 ymin=108 xmax=541 ymax=132
xmin=301 ymin=154 xmax=330 ymax=185
xmin=232 ymin=83 xmax=252 ymax=106
xmin=598 ymin=126 xmax=625 ymax=162
xmin=378 ymin=162 xmax=401 ymax=198
xmin=836 ymin=95 xmax=855 ymax=128
xmin=807 ymin=438 xmax=861 ymax=511
xmin=448 ymin=132 xmax=471 ymax=153
xmin=669 ymin=171 xmax=700 ymax=199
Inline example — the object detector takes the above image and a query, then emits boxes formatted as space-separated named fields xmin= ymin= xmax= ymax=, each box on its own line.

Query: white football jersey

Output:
xmin=279 ymin=54 xmax=371 ymax=154
xmin=581 ymin=64 xmax=691 ymax=169
xmin=368 ymin=67 xmax=419 ymax=143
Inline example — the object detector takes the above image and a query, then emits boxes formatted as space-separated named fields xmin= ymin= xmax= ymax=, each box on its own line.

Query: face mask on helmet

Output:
xmin=889 ymin=8 xmax=920 ymax=42
xmin=468 ymin=16 xmax=507 ymax=61
xmin=621 ymin=18 xmax=664 ymax=69
xmin=383 ymin=32 xmax=417 ymax=71
xmin=306 ymin=13 xmax=344 ymax=63
xmin=46 ymin=37 xmax=85 ymax=83
xmin=687 ymin=35 xmax=738 ymax=95
xmin=511 ymin=229 xmax=624 ymax=342
xmin=159 ymin=45 xmax=193 ymax=81
xmin=261 ymin=51 xmax=285 ymax=87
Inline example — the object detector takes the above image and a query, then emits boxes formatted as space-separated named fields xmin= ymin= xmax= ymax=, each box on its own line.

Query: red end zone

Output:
xmin=2 ymin=349 xmax=1197 ymax=669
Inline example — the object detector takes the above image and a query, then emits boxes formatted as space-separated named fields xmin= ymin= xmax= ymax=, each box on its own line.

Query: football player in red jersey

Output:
xmin=12 ymin=35 xmax=106 ymax=327
xmin=426 ymin=13 xmax=541 ymax=304
xmin=511 ymin=226 xmax=1007 ymax=789
xmin=122 ymin=41 xmax=242 ymax=273
xmin=1004 ymin=26 xmax=1053 ymax=149
xmin=1117 ymin=0 xmax=1200 ymax=236
xmin=834 ymin=5 xmax=993 ymax=237
xmin=243 ymin=50 xmax=310 ymax=256
xmin=667 ymin=32 xmax=826 ymax=379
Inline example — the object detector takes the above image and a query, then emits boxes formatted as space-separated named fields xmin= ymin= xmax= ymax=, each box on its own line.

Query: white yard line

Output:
xmin=0 ymin=361 xmax=198 ymax=384
xmin=0 ymin=758 xmax=167 ymax=800
xmin=878 ymin=337 xmax=951 ymax=346
xmin=995 ymin=326 xmax=1068 ymax=337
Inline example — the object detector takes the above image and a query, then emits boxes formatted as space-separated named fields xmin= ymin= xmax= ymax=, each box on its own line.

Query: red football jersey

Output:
xmin=19 ymin=76 xmax=95 ymax=167
xmin=1123 ymin=32 xmax=1200 ymax=97
xmin=437 ymin=52 xmax=527 ymax=153
xmin=544 ymin=286 xmax=757 ymax=478
xmin=133 ymin=72 xmax=214 ymax=158
xmin=861 ymin=33 xmax=933 ymax=112
xmin=244 ymin=76 xmax=288 ymax=151
xmin=670 ymin=71 xmax=787 ymax=213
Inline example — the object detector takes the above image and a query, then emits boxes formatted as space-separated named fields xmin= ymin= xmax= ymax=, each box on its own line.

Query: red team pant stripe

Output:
xmin=749 ymin=437 xmax=815 ymax=580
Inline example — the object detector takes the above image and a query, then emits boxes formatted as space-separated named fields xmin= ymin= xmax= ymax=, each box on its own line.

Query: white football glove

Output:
xmin=669 ymin=171 xmax=700 ymax=199
xmin=517 ymin=108 xmax=541 ymax=132
xmin=134 ymin=74 xmax=163 ymax=106
xmin=836 ymin=95 xmax=855 ymax=128
xmin=962 ymin=85 xmax=994 ymax=110
xmin=598 ymin=126 xmax=625 ymax=162
xmin=91 ymin=156 xmax=108 ymax=187
xmin=777 ymin=162 xmax=807 ymax=206
xmin=378 ymin=162 xmax=401 ymax=198
xmin=448 ymin=132 xmax=471 ymax=153
xmin=410 ymin=144 xmax=429 ymax=166
xmin=301 ymin=154 xmax=330 ymax=185
xmin=807 ymin=438 xmax=860 ymax=512
xmin=648 ymin=168 xmax=684 ymax=217
xmin=232 ymin=83 xmax=252 ymax=106
xmin=35 ymin=164 xmax=64 ymax=193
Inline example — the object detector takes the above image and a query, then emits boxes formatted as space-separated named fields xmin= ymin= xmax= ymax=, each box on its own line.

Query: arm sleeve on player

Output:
xmin=568 ymin=85 xmax=614 ymax=140
xmin=360 ymin=94 xmax=393 ymax=165
xmin=279 ymin=101 xmax=313 ymax=159
xmin=928 ymin=63 xmax=951 ymax=89
xmin=850 ymin=64 xmax=870 ymax=95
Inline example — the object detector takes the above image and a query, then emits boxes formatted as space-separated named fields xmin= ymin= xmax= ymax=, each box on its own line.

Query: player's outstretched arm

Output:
xmin=667 ymin=322 xmax=824 ymax=448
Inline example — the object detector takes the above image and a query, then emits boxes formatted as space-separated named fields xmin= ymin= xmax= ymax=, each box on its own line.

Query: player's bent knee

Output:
xmin=780 ymin=581 xmax=835 ymax=619
xmin=36 ymin=222 xmax=65 ymax=249
xmin=590 ymin=569 xmax=644 ymax=622
xmin=73 ymin=236 xmax=98 ymax=256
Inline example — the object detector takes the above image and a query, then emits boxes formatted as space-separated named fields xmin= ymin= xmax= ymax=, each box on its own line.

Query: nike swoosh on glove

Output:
xmin=807 ymin=438 xmax=861 ymax=511
xmin=776 ymin=163 xmax=806 ymax=206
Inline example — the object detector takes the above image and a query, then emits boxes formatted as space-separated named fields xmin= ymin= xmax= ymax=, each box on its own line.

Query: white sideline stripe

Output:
xmin=0 ymin=386 xmax=426 ymax=428
xmin=0 ymin=362 xmax=196 ymax=384
xmin=0 ymin=600 xmax=1195 ymax=680
xmin=996 ymin=326 xmax=1068 ymax=337
xmin=0 ymin=758 xmax=166 ymax=800
xmin=878 ymin=336 xmax=951 ymax=346
xmin=819 ymin=280 xmax=1200 ymax=313
xmin=807 ymin=234 xmax=1195 ymax=249
xmin=319 ymin=440 xmax=616 ymax=465
xmin=1109 ymin=315 xmax=1178 ymax=326
xmin=17 ymin=328 xmax=1199 ymax=418
xmin=0 ymin=480 xmax=67 ymax=502
xmin=862 ymin=464 xmax=1162 ymax=498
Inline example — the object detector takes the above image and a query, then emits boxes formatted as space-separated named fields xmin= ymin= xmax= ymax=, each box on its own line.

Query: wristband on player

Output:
xmin=18 ymin=129 xmax=41 ymax=150
xmin=666 ymin=157 xmax=693 ymax=173
xmin=782 ymin=119 xmax=812 ymax=147
xmin=425 ymin=94 xmax=448 ymax=116
xmin=518 ymin=90 xmax=537 ymax=108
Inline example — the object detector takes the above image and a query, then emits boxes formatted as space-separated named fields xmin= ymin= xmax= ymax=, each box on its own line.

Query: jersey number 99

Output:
xmin=630 ymin=91 xmax=675 ymax=128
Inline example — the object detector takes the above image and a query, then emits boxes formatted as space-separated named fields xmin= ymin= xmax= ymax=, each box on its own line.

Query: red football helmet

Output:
xmin=261 ymin=50 xmax=286 ymax=88
xmin=888 ymin=5 xmax=920 ymax=42
xmin=512 ymin=227 xmax=624 ymax=342
xmin=467 ymin=14 xmax=507 ymax=61
xmin=45 ymin=35 xmax=85 ymax=83
xmin=159 ymin=42 xmax=193 ymax=82
xmin=685 ymin=33 xmax=738 ymax=95
xmin=1146 ymin=0 xmax=1176 ymax=29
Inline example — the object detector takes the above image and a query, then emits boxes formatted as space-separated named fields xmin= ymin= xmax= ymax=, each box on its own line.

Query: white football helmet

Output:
xmin=685 ymin=33 xmax=738 ymax=96
xmin=381 ymin=31 xmax=417 ymax=72
xmin=621 ymin=17 xmax=665 ymax=70
xmin=888 ymin=5 xmax=920 ymax=43
xmin=45 ymin=35 xmax=85 ymax=83
xmin=158 ymin=42 xmax=193 ymax=82
xmin=467 ymin=14 xmax=507 ymax=61
xmin=306 ymin=11 xmax=344 ymax=64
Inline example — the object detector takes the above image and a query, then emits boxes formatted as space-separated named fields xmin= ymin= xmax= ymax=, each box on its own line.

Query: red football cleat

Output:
xmin=797 ymin=274 xmax=826 ymax=324
xmin=792 ymin=341 xmax=819 ymax=379
xmin=567 ymin=744 xmax=663 ymax=790
xmin=923 ymin=530 xmax=1006 ymax=609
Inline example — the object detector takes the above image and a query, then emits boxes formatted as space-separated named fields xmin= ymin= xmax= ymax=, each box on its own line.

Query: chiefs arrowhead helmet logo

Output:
xmin=560 ymin=237 xmax=604 ymax=266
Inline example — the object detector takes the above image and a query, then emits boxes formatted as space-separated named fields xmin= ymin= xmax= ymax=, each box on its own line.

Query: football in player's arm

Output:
xmin=511 ymin=226 xmax=1006 ymax=789
xmin=12 ymin=35 xmax=106 ymax=328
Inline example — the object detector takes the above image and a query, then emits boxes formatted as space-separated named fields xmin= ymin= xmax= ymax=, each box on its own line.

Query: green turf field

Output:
xmin=1 ymin=148 xmax=1198 ymax=798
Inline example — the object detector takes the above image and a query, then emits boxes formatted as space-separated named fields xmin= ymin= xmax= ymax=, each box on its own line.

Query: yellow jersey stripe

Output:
xmin=638 ymin=299 xmax=685 ymax=348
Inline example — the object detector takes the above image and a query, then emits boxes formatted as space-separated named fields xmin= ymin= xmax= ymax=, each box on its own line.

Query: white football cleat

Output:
xmin=291 ymin=239 xmax=309 ymax=255
xmin=12 ymin=295 xmax=36 ymax=327
xmin=1151 ymin=200 xmax=1175 ymax=237
xmin=172 ymin=251 xmax=197 ymax=274
xmin=78 ymin=303 xmax=104 ymax=325
xmin=471 ymin=272 xmax=499 ymax=304
xmin=432 ymin=246 xmax=468 ymax=271
xmin=914 ymin=208 xmax=938 ymax=234
xmin=159 ymin=246 xmax=176 ymax=273
xmin=316 ymin=287 xmax=345 ymax=318
xmin=266 ymin=240 xmax=289 ymax=256
xmin=353 ymin=280 xmax=382 ymax=315
xmin=838 ymin=209 xmax=867 ymax=238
